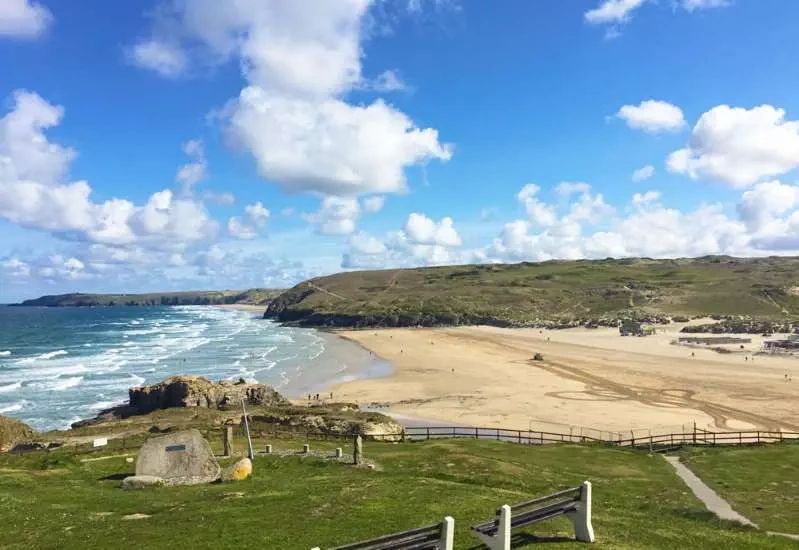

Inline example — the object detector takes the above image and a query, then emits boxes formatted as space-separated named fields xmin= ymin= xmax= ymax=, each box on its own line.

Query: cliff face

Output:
xmin=0 ymin=415 xmax=34 ymax=452
xmin=73 ymin=376 xmax=288 ymax=427
xmin=129 ymin=376 xmax=289 ymax=413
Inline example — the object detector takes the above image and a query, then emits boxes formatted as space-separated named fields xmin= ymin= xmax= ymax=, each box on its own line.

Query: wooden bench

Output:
xmin=312 ymin=516 xmax=454 ymax=550
xmin=472 ymin=481 xmax=595 ymax=549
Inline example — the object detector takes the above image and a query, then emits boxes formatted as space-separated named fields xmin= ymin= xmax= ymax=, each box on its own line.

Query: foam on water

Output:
xmin=0 ymin=305 xmax=385 ymax=431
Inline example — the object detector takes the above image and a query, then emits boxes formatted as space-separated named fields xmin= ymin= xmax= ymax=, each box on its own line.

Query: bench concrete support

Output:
xmin=440 ymin=515 xmax=455 ymax=550
xmin=565 ymin=481 xmax=595 ymax=543
xmin=474 ymin=505 xmax=511 ymax=550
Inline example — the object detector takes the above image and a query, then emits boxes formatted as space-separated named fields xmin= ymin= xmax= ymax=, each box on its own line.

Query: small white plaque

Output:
xmin=92 ymin=437 xmax=108 ymax=447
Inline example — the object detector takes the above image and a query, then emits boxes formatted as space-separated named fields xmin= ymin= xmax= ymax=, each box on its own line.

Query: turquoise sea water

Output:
xmin=0 ymin=306 xmax=388 ymax=431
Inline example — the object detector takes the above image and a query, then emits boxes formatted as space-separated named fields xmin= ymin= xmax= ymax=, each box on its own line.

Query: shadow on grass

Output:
xmin=463 ymin=533 xmax=575 ymax=549
xmin=99 ymin=472 xmax=132 ymax=481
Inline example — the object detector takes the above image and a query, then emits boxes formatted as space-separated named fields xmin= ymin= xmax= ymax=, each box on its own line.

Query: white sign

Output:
xmin=92 ymin=437 xmax=108 ymax=448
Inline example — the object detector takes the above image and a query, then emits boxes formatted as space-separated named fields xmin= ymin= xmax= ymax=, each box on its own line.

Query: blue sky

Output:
xmin=2 ymin=0 xmax=799 ymax=302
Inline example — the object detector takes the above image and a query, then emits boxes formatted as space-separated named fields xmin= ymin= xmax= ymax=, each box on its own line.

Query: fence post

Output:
xmin=496 ymin=428 xmax=500 ymax=441
xmin=518 ymin=431 xmax=522 ymax=444
xmin=757 ymin=431 xmax=760 ymax=444
xmin=426 ymin=427 xmax=430 ymax=441
xmin=540 ymin=432 xmax=543 ymax=445
xmin=693 ymin=422 xmax=696 ymax=445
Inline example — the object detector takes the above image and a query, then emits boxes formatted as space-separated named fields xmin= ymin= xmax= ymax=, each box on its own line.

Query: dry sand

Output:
xmin=329 ymin=323 xmax=799 ymax=434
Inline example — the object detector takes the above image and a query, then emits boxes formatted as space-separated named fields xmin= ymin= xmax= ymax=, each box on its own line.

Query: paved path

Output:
xmin=664 ymin=455 xmax=799 ymax=542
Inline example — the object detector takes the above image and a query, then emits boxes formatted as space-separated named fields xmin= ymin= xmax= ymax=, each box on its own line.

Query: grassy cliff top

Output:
xmin=16 ymin=288 xmax=281 ymax=307
xmin=266 ymin=256 xmax=799 ymax=327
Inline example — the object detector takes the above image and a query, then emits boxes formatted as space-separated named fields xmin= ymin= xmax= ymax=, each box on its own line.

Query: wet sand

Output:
xmin=328 ymin=323 xmax=799 ymax=433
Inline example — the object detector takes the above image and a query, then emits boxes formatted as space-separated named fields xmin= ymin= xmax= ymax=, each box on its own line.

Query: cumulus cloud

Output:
xmin=127 ymin=39 xmax=188 ymax=78
xmin=0 ymin=90 xmax=218 ymax=250
xmin=585 ymin=0 xmax=646 ymax=24
xmin=632 ymin=164 xmax=655 ymax=182
xmin=175 ymin=139 xmax=208 ymax=195
xmin=0 ymin=0 xmax=52 ymax=39
xmin=304 ymin=196 xmax=361 ymax=235
xmin=517 ymin=184 xmax=557 ymax=227
xmin=617 ymin=100 xmax=685 ymax=133
xmin=131 ymin=0 xmax=451 ymax=197
xmin=228 ymin=201 xmax=270 ymax=239
xmin=480 ymin=180 xmax=799 ymax=263
xmin=362 ymin=195 xmax=386 ymax=213
xmin=632 ymin=190 xmax=661 ymax=205
xmin=404 ymin=213 xmax=462 ymax=247
xmin=667 ymin=104 xmax=799 ymax=188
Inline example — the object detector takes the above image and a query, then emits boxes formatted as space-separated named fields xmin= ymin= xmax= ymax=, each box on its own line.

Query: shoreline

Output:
xmin=214 ymin=304 xmax=268 ymax=313
xmin=321 ymin=325 xmax=799 ymax=433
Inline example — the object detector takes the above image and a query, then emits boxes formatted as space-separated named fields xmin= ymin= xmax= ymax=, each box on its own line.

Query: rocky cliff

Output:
xmin=0 ymin=415 xmax=34 ymax=452
xmin=74 ymin=376 xmax=288 ymax=427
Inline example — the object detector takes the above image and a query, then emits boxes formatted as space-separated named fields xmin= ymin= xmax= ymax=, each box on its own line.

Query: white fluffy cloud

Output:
xmin=342 ymin=215 xmax=465 ymax=270
xmin=132 ymin=0 xmax=451 ymax=197
xmin=227 ymin=89 xmax=450 ymax=196
xmin=632 ymin=190 xmax=661 ymax=205
xmin=585 ymin=0 xmax=646 ymax=24
xmin=632 ymin=164 xmax=655 ymax=182
xmin=362 ymin=195 xmax=386 ymax=213
xmin=481 ymin=180 xmax=799 ymax=263
xmin=404 ymin=213 xmax=462 ymax=247
xmin=228 ymin=201 xmax=270 ymax=239
xmin=127 ymin=39 xmax=188 ymax=78
xmin=175 ymin=139 xmax=208 ymax=195
xmin=0 ymin=90 xmax=218 ymax=249
xmin=667 ymin=104 xmax=799 ymax=188
xmin=304 ymin=196 xmax=361 ymax=235
xmin=518 ymin=184 xmax=557 ymax=227
xmin=617 ymin=100 xmax=685 ymax=133
xmin=0 ymin=0 xmax=52 ymax=38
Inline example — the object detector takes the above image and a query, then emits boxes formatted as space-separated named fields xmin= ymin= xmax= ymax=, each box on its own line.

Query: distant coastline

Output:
xmin=14 ymin=289 xmax=280 ymax=308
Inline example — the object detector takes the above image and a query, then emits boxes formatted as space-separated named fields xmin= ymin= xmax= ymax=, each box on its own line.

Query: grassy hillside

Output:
xmin=2 ymin=438 xmax=794 ymax=549
xmin=683 ymin=445 xmax=799 ymax=533
xmin=16 ymin=288 xmax=281 ymax=307
xmin=265 ymin=256 xmax=799 ymax=328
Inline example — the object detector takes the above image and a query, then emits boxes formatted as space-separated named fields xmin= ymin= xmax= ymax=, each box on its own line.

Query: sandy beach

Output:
xmin=329 ymin=323 xmax=799 ymax=434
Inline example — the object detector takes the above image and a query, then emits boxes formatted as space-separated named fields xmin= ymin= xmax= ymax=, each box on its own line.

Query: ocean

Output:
xmin=0 ymin=305 xmax=390 ymax=431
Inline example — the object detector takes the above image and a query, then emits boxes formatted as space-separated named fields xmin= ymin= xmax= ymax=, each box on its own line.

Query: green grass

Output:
xmin=0 ymin=439 xmax=792 ymax=549
xmin=682 ymin=444 xmax=799 ymax=533
xmin=266 ymin=256 xmax=799 ymax=327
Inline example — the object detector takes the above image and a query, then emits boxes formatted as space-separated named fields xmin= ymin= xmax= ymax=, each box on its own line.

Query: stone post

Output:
xmin=335 ymin=447 xmax=343 ymax=459
xmin=303 ymin=443 xmax=310 ymax=454
xmin=353 ymin=435 xmax=363 ymax=465
xmin=265 ymin=444 xmax=272 ymax=454
xmin=223 ymin=426 xmax=233 ymax=457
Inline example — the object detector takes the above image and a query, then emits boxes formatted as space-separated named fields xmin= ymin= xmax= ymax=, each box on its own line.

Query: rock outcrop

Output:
xmin=129 ymin=375 xmax=288 ymax=413
xmin=73 ymin=376 xmax=288 ymax=428
xmin=0 ymin=415 xmax=34 ymax=452
xmin=250 ymin=407 xmax=404 ymax=441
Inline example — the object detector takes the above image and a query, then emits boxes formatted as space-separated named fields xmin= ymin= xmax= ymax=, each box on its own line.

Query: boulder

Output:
xmin=135 ymin=429 xmax=220 ymax=486
xmin=222 ymin=457 xmax=252 ymax=481
xmin=121 ymin=475 xmax=165 ymax=490
xmin=128 ymin=376 xmax=288 ymax=414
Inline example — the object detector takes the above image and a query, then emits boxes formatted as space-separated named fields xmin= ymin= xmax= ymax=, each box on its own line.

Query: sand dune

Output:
xmin=330 ymin=323 xmax=799 ymax=434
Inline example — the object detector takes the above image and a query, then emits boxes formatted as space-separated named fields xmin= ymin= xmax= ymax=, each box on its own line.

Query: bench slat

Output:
xmin=509 ymin=486 xmax=581 ymax=511
xmin=333 ymin=524 xmax=441 ymax=550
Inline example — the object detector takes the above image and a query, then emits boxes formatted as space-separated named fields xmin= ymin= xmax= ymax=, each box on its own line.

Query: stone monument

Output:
xmin=129 ymin=429 xmax=220 ymax=487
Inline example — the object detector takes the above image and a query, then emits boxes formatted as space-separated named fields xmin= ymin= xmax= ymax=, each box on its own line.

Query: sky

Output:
xmin=2 ymin=0 xmax=799 ymax=302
